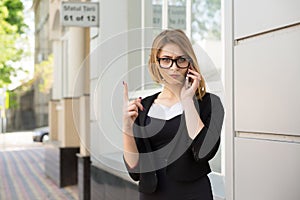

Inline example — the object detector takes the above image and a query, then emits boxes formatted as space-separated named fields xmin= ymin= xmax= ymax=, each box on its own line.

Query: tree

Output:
xmin=34 ymin=55 xmax=53 ymax=94
xmin=191 ymin=0 xmax=221 ymax=42
xmin=0 ymin=0 xmax=27 ymax=87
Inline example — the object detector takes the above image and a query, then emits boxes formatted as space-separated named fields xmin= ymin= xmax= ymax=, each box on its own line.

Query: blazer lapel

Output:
xmin=138 ymin=92 xmax=160 ymax=126
xmin=137 ymin=92 xmax=160 ymax=173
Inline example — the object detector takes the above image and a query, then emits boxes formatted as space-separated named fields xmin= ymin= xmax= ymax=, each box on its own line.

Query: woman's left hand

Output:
xmin=180 ymin=68 xmax=201 ymax=101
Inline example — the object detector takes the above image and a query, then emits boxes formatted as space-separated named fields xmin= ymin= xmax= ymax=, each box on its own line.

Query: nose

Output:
xmin=170 ymin=60 xmax=179 ymax=70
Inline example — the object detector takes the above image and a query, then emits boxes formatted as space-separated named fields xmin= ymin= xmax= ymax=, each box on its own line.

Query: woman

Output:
xmin=123 ymin=29 xmax=224 ymax=200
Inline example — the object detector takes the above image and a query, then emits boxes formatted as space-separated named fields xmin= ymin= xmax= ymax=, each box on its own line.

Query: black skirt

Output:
xmin=139 ymin=168 xmax=213 ymax=200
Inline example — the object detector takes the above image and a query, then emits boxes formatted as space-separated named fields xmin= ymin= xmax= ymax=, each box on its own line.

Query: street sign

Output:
xmin=61 ymin=2 xmax=99 ymax=27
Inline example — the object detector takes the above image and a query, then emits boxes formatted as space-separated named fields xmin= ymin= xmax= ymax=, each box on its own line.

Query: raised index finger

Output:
xmin=123 ymin=81 xmax=129 ymax=104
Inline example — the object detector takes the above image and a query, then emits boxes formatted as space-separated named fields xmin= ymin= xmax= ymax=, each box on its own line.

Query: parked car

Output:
xmin=33 ymin=126 xmax=49 ymax=142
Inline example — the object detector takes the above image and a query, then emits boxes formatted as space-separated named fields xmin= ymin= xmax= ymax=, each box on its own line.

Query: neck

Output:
xmin=160 ymin=84 xmax=181 ymax=100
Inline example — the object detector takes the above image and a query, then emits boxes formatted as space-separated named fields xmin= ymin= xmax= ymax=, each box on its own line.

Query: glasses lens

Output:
xmin=159 ymin=58 xmax=172 ymax=68
xmin=176 ymin=57 xmax=189 ymax=68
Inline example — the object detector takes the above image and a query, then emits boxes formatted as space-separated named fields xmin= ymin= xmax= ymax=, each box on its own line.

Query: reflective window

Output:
xmin=136 ymin=0 xmax=223 ymax=174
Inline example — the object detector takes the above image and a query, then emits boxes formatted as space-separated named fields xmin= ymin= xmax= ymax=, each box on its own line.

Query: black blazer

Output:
xmin=124 ymin=92 xmax=224 ymax=194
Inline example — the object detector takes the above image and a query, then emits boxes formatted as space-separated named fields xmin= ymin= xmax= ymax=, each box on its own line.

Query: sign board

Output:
xmin=153 ymin=5 xmax=186 ymax=29
xmin=61 ymin=2 xmax=99 ymax=27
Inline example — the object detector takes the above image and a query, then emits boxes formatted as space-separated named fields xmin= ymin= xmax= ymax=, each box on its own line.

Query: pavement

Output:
xmin=0 ymin=131 xmax=78 ymax=200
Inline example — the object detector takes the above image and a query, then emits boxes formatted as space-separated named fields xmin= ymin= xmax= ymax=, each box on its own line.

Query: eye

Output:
xmin=160 ymin=57 xmax=171 ymax=62
xmin=177 ymin=57 xmax=187 ymax=63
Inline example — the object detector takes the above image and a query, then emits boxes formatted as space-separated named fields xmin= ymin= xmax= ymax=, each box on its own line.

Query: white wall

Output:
xmin=234 ymin=0 xmax=300 ymax=39
xmin=234 ymin=138 xmax=300 ymax=200
xmin=89 ymin=0 xmax=143 ymax=172
xmin=234 ymin=26 xmax=300 ymax=136
xmin=230 ymin=0 xmax=300 ymax=199
xmin=90 ymin=0 xmax=127 ymax=163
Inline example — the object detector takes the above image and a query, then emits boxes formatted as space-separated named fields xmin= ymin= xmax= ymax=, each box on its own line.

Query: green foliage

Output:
xmin=7 ymin=90 xmax=19 ymax=109
xmin=0 ymin=0 xmax=27 ymax=87
xmin=191 ymin=0 xmax=221 ymax=42
xmin=3 ymin=0 xmax=27 ymax=34
xmin=34 ymin=55 xmax=54 ymax=94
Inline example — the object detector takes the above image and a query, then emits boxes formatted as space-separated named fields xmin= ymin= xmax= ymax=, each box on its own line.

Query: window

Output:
xmin=136 ymin=1 xmax=225 ymax=198
xmin=134 ymin=0 xmax=224 ymax=175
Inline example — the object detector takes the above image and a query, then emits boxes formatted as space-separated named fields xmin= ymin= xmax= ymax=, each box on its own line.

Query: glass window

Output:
xmin=191 ymin=0 xmax=221 ymax=43
xmin=190 ymin=0 xmax=223 ymax=174
xmin=135 ymin=0 xmax=224 ymax=175
xmin=168 ymin=0 xmax=186 ymax=30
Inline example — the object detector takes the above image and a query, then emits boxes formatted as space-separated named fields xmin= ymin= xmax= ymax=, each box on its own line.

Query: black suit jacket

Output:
xmin=124 ymin=92 xmax=224 ymax=194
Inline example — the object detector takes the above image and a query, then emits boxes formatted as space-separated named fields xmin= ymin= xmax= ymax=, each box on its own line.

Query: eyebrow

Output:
xmin=159 ymin=55 xmax=186 ymax=58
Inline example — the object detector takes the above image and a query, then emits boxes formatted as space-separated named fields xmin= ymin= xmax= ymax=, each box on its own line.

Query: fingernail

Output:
xmin=122 ymin=81 xmax=125 ymax=85
xmin=139 ymin=97 xmax=142 ymax=100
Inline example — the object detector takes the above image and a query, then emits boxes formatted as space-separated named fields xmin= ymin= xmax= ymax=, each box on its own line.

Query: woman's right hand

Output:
xmin=122 ymin=81 xmax=144 ymax=135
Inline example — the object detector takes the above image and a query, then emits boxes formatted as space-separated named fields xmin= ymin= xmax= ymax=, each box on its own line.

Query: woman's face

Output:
xmin=157 ymin=43 xmax=189 ymax=85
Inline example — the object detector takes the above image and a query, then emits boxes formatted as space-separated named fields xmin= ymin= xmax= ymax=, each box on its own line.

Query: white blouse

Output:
xmin=147 ymin=102 xmax=183 ymax=120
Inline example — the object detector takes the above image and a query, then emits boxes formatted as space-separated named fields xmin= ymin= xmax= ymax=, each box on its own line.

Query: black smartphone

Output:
xmin=185 ymin=66 xmax=192 ymax=88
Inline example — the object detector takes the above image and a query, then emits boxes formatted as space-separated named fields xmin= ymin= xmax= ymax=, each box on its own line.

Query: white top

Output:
xmin=147 ymin=102 xmax=183 ymax=120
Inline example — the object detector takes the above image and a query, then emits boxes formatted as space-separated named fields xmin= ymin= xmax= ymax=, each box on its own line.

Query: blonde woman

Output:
xmin=123 ymin=29 xmax=224 ymax=200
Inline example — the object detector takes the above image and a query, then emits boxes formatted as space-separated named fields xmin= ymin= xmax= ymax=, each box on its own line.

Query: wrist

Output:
xmin=181 ymin=97 xmax=194 ymax=105
xmin=123 ymin=128 xmax=134 ymax=136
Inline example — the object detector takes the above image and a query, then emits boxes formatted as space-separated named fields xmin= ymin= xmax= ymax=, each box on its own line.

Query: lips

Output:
xmin=169 ymin=74 xmax=180 ymax=78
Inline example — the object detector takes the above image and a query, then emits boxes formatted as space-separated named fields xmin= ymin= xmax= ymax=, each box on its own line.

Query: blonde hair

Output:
xmin=148 ymin=29 xmax=206 ymax=100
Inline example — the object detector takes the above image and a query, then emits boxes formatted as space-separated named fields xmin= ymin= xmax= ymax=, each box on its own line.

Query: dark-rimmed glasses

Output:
xmin=157 ymin=57 xmax=191 ymax=69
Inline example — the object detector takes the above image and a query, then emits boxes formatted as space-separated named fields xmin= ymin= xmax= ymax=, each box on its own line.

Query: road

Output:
xmin=0 ymin=131 xmax=42 ymax=151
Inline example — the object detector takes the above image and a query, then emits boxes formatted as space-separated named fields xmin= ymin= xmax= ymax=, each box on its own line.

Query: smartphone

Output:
xmin=185 ymin=66 xmax=192 ymax=88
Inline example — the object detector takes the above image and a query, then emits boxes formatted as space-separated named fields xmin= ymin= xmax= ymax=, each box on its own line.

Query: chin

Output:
xmin=172 ymin=80 xmax=184 ymax=85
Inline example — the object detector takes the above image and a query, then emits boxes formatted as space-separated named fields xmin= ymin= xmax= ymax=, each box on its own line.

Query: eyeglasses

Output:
xmin=157 ymin=57 xmax=191 ymax=69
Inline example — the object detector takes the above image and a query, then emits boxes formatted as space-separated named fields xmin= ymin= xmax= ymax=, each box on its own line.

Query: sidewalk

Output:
xmin=0 ymin=131 xmax=78 ymax=200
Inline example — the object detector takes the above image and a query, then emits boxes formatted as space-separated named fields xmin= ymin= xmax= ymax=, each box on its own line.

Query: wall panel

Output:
xmin=234 ymin=26 xmax=300 ymax=135
xmin=234 ymin=0 xmax=300 ymax=39
xmin=234 ymin=137 xmax=300 ymax=200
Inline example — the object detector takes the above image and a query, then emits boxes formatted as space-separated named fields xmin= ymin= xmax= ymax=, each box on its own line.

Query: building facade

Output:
xmin=46 ymin=0 xmax=300 ymax=200
xmin=224 ymin=0 xmax=300 ymax=199
xmin=32 ymin=0 xmax=52 ymax=129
